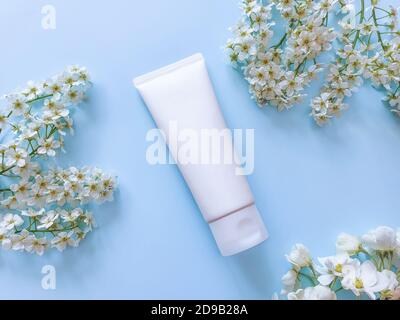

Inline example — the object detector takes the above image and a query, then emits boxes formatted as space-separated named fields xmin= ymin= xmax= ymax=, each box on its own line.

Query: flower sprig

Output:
xmin=0 ymin=66 xmax=116 ymax=255
xmin=279 ymin=226 xmax=400 ymax=300
xmin=227 ymin=0 xmax=337 ymax=111
xmin=227 ymin=0 xmax=400 ymax=125
xmin=227 ymin=0 xmax=336 ymax=110
xmin=312 ymin=0 xmax=400 ymax=124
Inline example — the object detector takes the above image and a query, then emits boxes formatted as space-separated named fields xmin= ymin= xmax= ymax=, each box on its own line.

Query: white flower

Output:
xmin=0 ymin=227 xmax=11 ymax=249
xmin=316 ymin=254 xmax=356 ymax=285
xmin=5 ymin=148 xmax=28 ymax=167
xmin=280 ymin=72 xmax=304 ymax=97
xmin=24 ymin=80 xmax=42 ymax=100
xmin=362 ymin=226 xmax=398 ymax=252
xmin=7 ymin=94 xmax=28 ymax=116
xmin=311 ymin=92 xmax=331 ymax=113
xmin=56 ymin=188 xmax=75 ymax=206
xmin=83 ymin=212 xmax=96 ymax=230
xmin=32 ymin=175 xmax=50 ymax=193
xmin=336 ymin=233 xmax=360 ymax=255
xmin=85 ymin=181 xmax=101 ymax=199
xmin=286 ymin=244 xmax=312 ymax=268
xmin=97 ymin=188 xmax=114 ymax=203
xmin=24 ymin=236 xmax=48 ymax=256
xmin=281 ymin=269 xmax=297 ymax=294
xmin=10 ymin=181 xmax=32 ymax=201
xmin=7 ymin=230 xmax=31 ymax=251
xmin=338 ymin=0 xmax=355 ymax=14
xmin=26 ymin=190 xmax=46 ymax=208
xmin=38 ymin=211 xmax=59 ymax=230
xmin=315 ymin=0 xmax=338 ymax=13
xmin=46 ymin=79 xmax=64 ymax=97
xmin=51 ymin=231 xmax=76 ymax=252
xmin=341 ymin=261 xmax=389 ymax=299
xmin=359 ymin=22 xmax=377 ymax=36
xmin=0 ymin=214 xmax=24 ymax=230
xmin=288 ymin=285 xmax=337 ymax=300
xmin=21 ymin=208 xmax=45 ymax=218
xmin=12 ymin=161 xmax=38 ymax=180
xmin=381 ymin=270 xmax=399 ymax=291
xmin=0 ymin=195 xmax=20 ymax=210
xmin=60 ymin=208 xmax=81 ymax=223
xmin=37 ymin=137 xmax=60 ymax=157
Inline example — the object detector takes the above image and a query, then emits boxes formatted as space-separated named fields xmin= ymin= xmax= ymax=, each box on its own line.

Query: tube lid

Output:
xmin=209 ymin=204 xmax=268 ymax=256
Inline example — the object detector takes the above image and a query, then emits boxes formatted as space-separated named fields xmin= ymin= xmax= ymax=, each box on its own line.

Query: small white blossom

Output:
xmin=341 ymin=261 xmax=389 ymax=300
xmin=7 ymin=95 xmax=28 ymax=116
xmin=0 ymin=214 xmax=24 ymax=230
xmin=37 ymin=137 xmax=60 ymax=157
xmin=38 ymin=211 xmax=59 ymax=230
xmin=10 ymin=181 xmax=32 ymax=201
xmin=315 ymin=254 xmax=356 ymax=285
xmin=336 ymin=232 xmax=361 ymax=254
xmin=362 ymin=226 xmax=398 ymax=252
xmin=24 ymin=236 xmax=48 ymax=256
xmin=51 ymin=231 xmax=76 ymax=252
xmin=281 ymin=269 xmax=297 ymax=294
xmin=21 ymin=208 xmax=45 ymax=218
xmin=286 ymin=244 xmax=312 ymax=268
xmin=5 ymin=148 xmax=28 ymax=167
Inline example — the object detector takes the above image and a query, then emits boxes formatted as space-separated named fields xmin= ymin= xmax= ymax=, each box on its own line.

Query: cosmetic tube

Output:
xmin=134 ymin=53 xmax=268 ymax=256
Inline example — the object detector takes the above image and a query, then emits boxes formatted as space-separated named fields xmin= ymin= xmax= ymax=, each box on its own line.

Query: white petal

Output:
xmin=318 ymin=274 xmax=335 ymax=286
xmin=360 ymin=261 xmax=378 ymax=287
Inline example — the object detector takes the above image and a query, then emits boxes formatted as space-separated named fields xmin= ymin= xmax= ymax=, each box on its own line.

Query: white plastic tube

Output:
xmin=134 ymin=53 xmax=268 ymax=256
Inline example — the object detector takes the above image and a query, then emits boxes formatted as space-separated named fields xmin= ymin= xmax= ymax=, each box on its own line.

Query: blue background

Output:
xmin=0 ymin=0 xmax=398 ymax=299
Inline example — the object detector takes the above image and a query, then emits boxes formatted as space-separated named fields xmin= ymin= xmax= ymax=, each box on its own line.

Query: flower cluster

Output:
xmin=312 ymin=0 xmax=400 ymax=124
xmin=367 ymin=6 xmax=400 ymax=115
xmin=227 ymin=0 xmax=400 ymax=125
xmin=226 ymin=0 xmax=336 ymax=110
xmin=279 ymin=226 xmax=400 ymax=300
xmin=0 ymin=66 xmax=116 ymax=255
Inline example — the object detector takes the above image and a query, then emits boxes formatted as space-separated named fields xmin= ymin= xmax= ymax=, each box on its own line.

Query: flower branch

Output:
xmin=0 ymin=66 xmax=117 ymax=255
xmin=279 ymin=226 xmax=400 ymax=300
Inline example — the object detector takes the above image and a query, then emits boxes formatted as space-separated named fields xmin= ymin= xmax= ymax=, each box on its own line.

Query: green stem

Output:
xmin=29 ymin=127 xmax=58 ymax=157
xmin=375 ymin=6 xmax=391 ymax=15
xmin=330 ymin=277 xmax=338 ymax=289
xmin=272 ymin=32 xmax=287 ymax=49
xmin=353 ymin=0 xmax=365 ymax=48
xmin=0 ymin=165 xmax=15 ymax=176
xmin=27 ymin=225 xmax=78 ymax=234
xmin=27 ymin=94 xmax=53 ymax=104
xmin=309 ymin=265 xmax=319 ymax=280
xmin=371 ymin=4 xmax=387 ymax=51
xmin=394 ymin=83 xmax=400 ymax=95
xmin=335 ymin=286 xmax=344 ymax=293
xmin=294 ymin=58 xmax=307 ymax=76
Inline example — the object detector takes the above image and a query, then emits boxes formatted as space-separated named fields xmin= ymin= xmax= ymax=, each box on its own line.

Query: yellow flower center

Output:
xmin=335 ymin=264 xmax=342 ymax=273
xmin=355 ymin=278 xmax=364 ymax=289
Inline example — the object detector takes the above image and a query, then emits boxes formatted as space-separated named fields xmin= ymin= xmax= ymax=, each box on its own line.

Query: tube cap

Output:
xmin=208 ymin=205 xmax=268 ymax=256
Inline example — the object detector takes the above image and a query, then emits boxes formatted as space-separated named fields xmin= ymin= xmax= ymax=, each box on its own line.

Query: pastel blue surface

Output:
xmin=0 ymin=0 xmax=398 ymax=299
